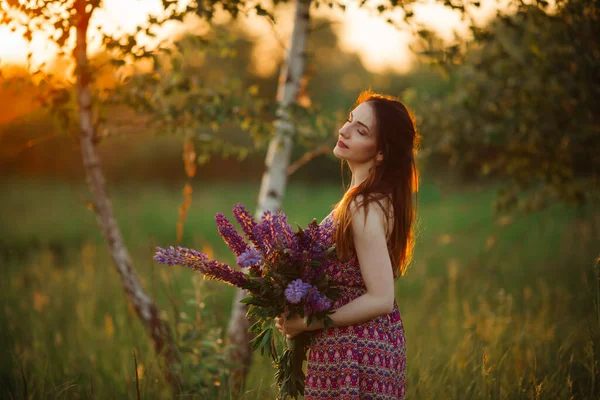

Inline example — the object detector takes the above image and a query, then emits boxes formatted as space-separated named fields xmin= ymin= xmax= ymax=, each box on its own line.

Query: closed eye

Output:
xmin=347 ymin=112 xmax=366 ymax=135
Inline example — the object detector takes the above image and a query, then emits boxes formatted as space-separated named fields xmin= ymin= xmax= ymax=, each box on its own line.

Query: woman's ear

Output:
xmin=375 ymin=151 xmax=384 ymax=164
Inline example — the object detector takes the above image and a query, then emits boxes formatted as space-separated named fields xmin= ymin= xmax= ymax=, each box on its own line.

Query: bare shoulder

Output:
xmin=349 ymin=194 xmax=393 ymax=239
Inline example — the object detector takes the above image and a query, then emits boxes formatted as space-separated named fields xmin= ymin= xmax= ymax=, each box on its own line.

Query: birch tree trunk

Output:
xmin=73 ymin=0 xmax=181 ymax=389
xmin=226 ymin=0 xmax=312 ymax=391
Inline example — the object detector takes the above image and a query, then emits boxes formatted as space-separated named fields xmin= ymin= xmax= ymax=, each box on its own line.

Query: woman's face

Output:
xmin=333 ymin=102 xmax=382 ymax=164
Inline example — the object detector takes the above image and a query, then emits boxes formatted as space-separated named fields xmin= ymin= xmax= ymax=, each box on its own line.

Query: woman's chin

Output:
xmin=333 ymin=146 xmax=348 ymax=160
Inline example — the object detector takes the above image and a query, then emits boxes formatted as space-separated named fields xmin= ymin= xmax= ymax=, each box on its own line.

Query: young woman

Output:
xmin=275 ymin=90 xmax=421 ymax=399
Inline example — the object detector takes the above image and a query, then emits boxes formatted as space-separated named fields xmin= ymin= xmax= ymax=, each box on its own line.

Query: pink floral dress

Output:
xmin=304 ymin=211 xmax=407 ymax=399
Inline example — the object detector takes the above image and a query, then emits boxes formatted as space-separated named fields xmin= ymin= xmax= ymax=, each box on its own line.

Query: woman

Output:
xmin=275 ymin=90 xmax=421 ymax=399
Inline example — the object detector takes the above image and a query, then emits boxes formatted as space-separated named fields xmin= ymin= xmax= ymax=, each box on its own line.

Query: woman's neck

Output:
xmin=348 ymin=161 xmax=375 ymax=190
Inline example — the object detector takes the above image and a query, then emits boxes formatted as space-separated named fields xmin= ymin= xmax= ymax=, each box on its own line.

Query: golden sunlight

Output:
xmin=0 ymin=26 xmax=57 ymax=70
xmin=0 ymin=0 xmax=503 ymax=76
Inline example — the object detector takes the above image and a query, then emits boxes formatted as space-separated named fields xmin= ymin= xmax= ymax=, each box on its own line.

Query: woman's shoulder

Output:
xmin=349 ymin=193 xmax=392 ymax=216
xmin=349 ymin=193 xmax=394 ymax=239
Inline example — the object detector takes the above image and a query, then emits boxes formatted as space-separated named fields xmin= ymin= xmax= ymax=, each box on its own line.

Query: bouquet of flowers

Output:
xmin=153 ymin=204 xmax=341 ymax=399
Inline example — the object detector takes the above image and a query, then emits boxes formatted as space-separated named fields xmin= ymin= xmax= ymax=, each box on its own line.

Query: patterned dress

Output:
xmin=304 ymin=210 xmax=407 ymax=400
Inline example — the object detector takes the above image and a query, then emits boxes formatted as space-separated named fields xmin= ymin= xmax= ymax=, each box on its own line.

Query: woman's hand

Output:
xmin=275 ymin=312 xmax=326 ymax=339
xmin=274 ymin=313 xmax=306 ymax=340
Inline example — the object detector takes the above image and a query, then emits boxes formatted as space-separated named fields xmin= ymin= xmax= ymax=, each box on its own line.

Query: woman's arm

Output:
xmin=278 ymin=197 xmax=396 ymax=336
xmin=306 ymin=196 xmax=396 ymax=331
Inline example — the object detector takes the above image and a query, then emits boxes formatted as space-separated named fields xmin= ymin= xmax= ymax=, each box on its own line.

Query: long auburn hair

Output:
xmin=333 ymin=90 xmax=421 ymax=279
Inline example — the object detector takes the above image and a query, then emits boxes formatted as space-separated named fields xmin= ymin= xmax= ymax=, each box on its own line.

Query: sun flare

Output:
xmin=0 ymin=0 xmax=501 ymax=77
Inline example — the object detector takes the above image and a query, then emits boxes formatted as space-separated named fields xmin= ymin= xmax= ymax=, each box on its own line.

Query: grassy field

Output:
xmin=0 ymin=178 xmax=598 ymax=399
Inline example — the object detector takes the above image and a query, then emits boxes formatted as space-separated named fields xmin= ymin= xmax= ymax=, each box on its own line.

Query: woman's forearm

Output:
xmin=307 ymin=293 xmax=393 ymax=331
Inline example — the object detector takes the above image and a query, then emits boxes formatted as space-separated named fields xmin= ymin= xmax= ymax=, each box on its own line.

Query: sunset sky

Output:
xmin=0 ymin=0 xmax=503 ymax=76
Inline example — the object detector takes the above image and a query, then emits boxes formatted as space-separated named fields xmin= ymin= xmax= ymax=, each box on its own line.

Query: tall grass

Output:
xmin=0 ymin=178 xmax=597 ymax=399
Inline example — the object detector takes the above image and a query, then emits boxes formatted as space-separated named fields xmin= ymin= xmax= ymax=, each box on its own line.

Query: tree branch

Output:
xmin=287 ymin=143 xmax=330 ymax=176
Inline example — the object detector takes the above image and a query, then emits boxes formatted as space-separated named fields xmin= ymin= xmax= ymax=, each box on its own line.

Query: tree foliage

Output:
xmin=413 ymin=0 xmax=600 ymax=212
xmin=0 ymin=0 xmax=289 ymax=392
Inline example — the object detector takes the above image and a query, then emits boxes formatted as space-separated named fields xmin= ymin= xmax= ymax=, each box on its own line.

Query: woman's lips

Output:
xmin=337 ymin=140 xmax=349 ymax=149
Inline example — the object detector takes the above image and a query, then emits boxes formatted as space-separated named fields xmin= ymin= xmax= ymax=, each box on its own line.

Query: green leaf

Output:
xmin=239 ymin=296 xmax=268 ymax=307
xmin=250 ymin=330 xmax=266 ymax=351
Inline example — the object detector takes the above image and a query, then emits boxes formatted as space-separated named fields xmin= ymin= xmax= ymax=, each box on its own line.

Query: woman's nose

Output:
xmin=339 ymin=125 xmax=350 ymax=138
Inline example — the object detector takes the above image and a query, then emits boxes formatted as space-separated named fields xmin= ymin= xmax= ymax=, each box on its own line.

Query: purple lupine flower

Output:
xmin=309 ymin=223 xmax=328 ymax=259
xmin=314 ymin=294 xmax=331 ymax=311
xmin=233 ymin=203 xmax=258 ymax=241
xmin=259 ymin=211 xmax=278 ymax=244
xmin=251 ymin=224 xmax=267 ymax=255
xmin=215 ymin=213 xmax=249 ymax=256
xmin=252 ymin=212 xmax=276 ymax=256
xmin=284 ymin=279 xmax=312 ymax=304
xmin=236 ymin=248 xmax=261 ymax=268
xmin=153 ymin=245 xmax=208 ymax=265
xmin=320 ymin=215 xmax=336 ymax=245
xmin=301 ymin=264 xmax=323 ymax=282
xmin=290 ymin=229 xmax=310 ymax=263
xmin=273 ymin=211 xmax=295 ymax=248
xmin=154 ymin=246 xmax=251 ymax=288
xmin=247 ymin=209 xmax=296 ymax=263
xmin=304 ymin=286 xmax=332 ymax=316
xmin=288 ymin=217 xmax=333 ymax=272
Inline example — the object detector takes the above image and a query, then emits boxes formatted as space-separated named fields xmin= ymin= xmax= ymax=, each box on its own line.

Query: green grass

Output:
xmin=0 ymin=178 xmax=598 ymax=399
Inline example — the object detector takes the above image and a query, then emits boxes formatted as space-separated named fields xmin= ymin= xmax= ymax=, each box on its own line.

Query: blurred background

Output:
xmin=0 ymin=0 xmax=598 ymax=398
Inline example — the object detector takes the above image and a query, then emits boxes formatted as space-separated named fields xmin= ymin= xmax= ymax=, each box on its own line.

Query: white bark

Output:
xmin=73 ymin=0 xmax=180 ymax=388
xmin=226 ymin=0 xmax=312 ymax=392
